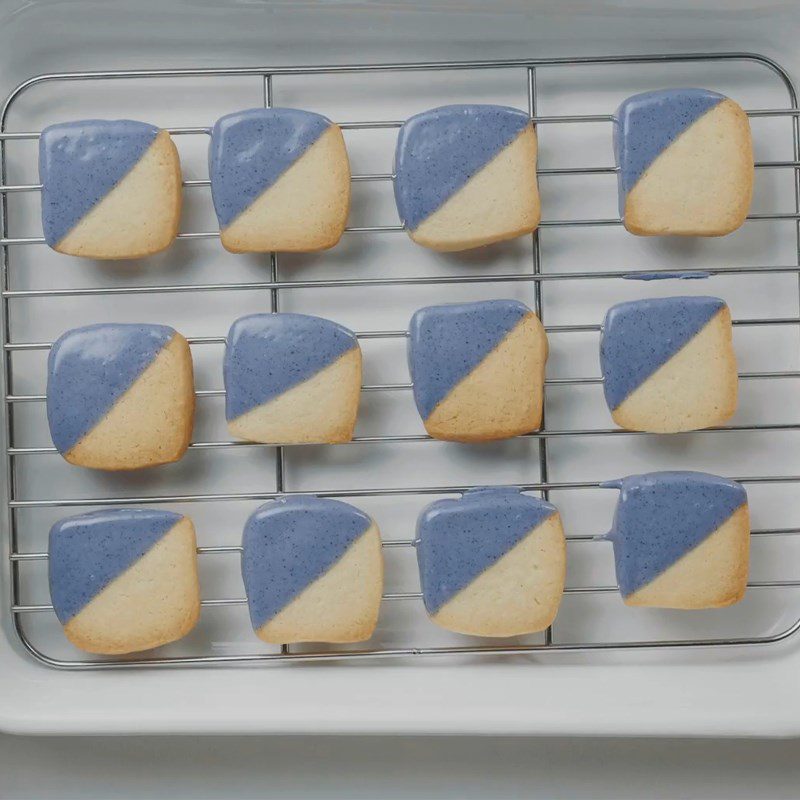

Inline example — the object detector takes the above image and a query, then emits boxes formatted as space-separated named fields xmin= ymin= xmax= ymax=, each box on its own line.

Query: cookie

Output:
xmin=47 ymin=323 xmax=195 ymax=470
xmin=39 ymin=119 xmax=182 ymax=259
xmin=408 ymin=299 xmax=547 ymax=441
xmin=224 ymin=313 xmax=361 ymax=445
xmin=49 ymin=509 xmax=200 ymax=654
xmin=601 ymin=471 xmax=750 ymax=609
xmin=600 ymin=296 xmax=737 ymax=433
xmin=241 ymin=496 xmax=383 ymax=644
xmin=416 ymin=487 xmax=565 ymax=637
xmin=209 ymin=108 xmax=350 ymax=253
xmin=614 ymin=89 xmax=753 ymax=236
xmin=393 ymin=104 xmax=540 ymax=251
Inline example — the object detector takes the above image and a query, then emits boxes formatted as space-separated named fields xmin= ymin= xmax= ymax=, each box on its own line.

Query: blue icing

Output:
xmin=408 ymin=299 xmax=530 ymax=421
xmin=624 ymin=271 xmax=711 ymax=281
xmin=39 ymin=119 xmax=160 ymax=246
xmin=601 ymin=471 xmax=747 ymax=596
xmin=600 ymin=295 xmax=725 ymax=410
xmin=394 ymin=104 xmax=531 ymax=230
xmin=49 ymin=509 xmax=181 ymax=623
xmin=613 ymin=88 xmax=725 ymax=214
xmin=241 ymin=495 xmax=372 ymax=630
xmin=209 ymin=108 xmax=331 ymax=228
xmin=47 ymin=323 xmax=174 ymax=454
xmin=224 ymin=313 xmax=358 ymax=421
xmin=417 ymin=487 xmax=557 ymax=615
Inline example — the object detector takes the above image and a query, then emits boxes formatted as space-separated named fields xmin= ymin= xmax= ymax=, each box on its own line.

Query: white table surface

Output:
xmin=1 ymin=734 xmax=799 ymax=799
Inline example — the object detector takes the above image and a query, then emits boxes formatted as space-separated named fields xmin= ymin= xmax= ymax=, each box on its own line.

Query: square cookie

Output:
xmin=600 ymin=296 xmax=737 ymax=433
xmin=209 ymin=108 xmax=351 ymax=253
xmin=393 ymin=104 xmax=540 ymax=251
xmin=47 ymin=323 xmax=195 ymax=470
xmin=614 ymin=89 xmax=753 ymax=236
xmin=224 ymin=313 xmax=362 ymax=444
xmin=39 ymin=119 xmax=182 ymax=259
xmin=417 ymin=487 xmax=565 ymax=637
xmin=49 ymin=509 xmax=200 ymax=654
xmin=241 ymin=496 xmax=383 ymax=644
xmin=602 ymin=472 xmax=750 ymax=609
xmin=408 ymin=299 xmax=547 ymax=441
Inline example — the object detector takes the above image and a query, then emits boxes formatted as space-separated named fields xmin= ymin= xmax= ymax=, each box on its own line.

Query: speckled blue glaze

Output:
xmin=624 ymin=271 xmax=711 ymax=281
xmin=600 ymin=471 xmax=747 ymax=597
xmin=241 ymin=495 xmax=372 ymax=630
xmin=39 ymin=119 xmax=159 ymax=246
xmin=49 ymin=509 xmax=181 ymax=622
xmin=393 ymin=104 xmax=531 ymax=230
xmin=416 ymin=487 xmax=556 ymax=615
xmin=209 ymin=108 xmax=331 ymax=228
xmin=600 ymin=296 xmax=725 ymax=411
xmin=408 ymin=299 xmax=530 ymax=420
xmin=224 ymin=313 xmax=357 ymax=421
xmin=614 ymin=89 xmax=724 ymax=214
xmin=47 ymin=323 xmax=174 ymax=454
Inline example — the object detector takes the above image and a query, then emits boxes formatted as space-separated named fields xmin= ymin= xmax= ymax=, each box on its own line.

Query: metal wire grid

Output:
xmin=3 ymin=52 xmax=800 ymax=668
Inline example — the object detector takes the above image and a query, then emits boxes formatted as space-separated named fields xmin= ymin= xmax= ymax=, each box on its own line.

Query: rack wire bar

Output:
xmin=6 ymin=264 xmax=800 ymax=298
xmin=5 ymin=209 xmax=800 ymax=246
xmin=5 ymin=315 xmax=800 ymax=351
xmin=11 ymin=523 xmax=800 ymax=562
xmin=6 ymin=472 xmax=800 ymax=510
xmin=4 ymin=50 xmax=800 ymax=669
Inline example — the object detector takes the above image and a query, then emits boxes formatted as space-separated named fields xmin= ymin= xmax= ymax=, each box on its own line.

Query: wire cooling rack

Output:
xmin=3 ymin=52 xmax=800 ymax=668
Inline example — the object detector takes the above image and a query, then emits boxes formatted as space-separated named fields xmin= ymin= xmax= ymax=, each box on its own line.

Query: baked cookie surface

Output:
xmin=39 ymin=119 xmax=182 ymax=258
xmin=416 ymin=487 xmax=566 ymax=637
xmin=614 ymin=89 xmax=753 ymax=236
xmin=241 ymin=496 xmax=383 ymax=644
xmin=224 ymin=313 xmax=361 ymax=444
xmin=209 ymin=108 xmax=350 ymax=252
xmin=49 ymin=509 xmax=200 ymax=654
xmin=600 ymin=296 xmax=737 ymax=433
xmin=602 ymin=471 xmax=750 ymax=609
xmin=393 ymin=104 xmax=540 ymax=251
xmin=46 ymin=322 xmax=195 ymax=470
xmin=408 ymin=299 xmax=547 ymax=441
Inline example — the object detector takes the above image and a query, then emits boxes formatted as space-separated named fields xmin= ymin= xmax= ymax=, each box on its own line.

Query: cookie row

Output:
xmin=45 ymin=295 xmax=737 ymax=470
xmin=39 ymin=87 xmax=753 ymax=260
xmin=48 ymin=472 xmax=750 ymax=655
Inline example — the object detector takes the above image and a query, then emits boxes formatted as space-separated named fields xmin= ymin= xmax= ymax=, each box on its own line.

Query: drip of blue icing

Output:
xmin=209 ymin=108 xmax=331 ymax=228
xmin=39 ymin=119 xmax=159 ymax=246
xmin=241 ymin=495 xmax=372 ymax=630
xmin=416 ymin=487 xmax=557 ymax=615
xmin=223 ymin=313 xmax=358 ymax=421
xmin=408 ymin=299 xmax=530 ymax=420
xmin=600 ymin=471 xmax=747 ymax=596
xmin=393 ymin=104 xmax=531 ymax=230
xmin=47 ymin=323 xmax=174 ymax=454
xmin=624 ymin=271 xmax=711 ymax=281
xmin=599 ymin=295 xmax=725 ymax=410
xmin=49 ymin=509 xmax=181 ymax=622
xmin=613 ymin=88 xmax=725 ymax=214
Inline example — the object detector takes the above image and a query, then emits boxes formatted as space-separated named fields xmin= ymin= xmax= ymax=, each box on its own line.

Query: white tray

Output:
xmin=2 ymin=0 xmax=800 ymax=736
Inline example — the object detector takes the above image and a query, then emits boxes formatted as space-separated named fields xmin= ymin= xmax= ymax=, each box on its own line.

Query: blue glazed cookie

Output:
xmin=408 ymin=299 xmax=547 ymax=441
xmin=224 ymin=313 xmax=361 ymax=444
xmin=614 ymin=89 xmax=753 ymax=236
xmin=49 ymin=509 xmax=200 ymax=654
xmin=47 ymin=323 xmax=195 ymax=470
xmin=601 ymin=471 xmax=750 ymax=608
xmin=39 ymin=119 xmax=182 ymax=259
xmin=393 ymin=104 xmax=540 ymax=251
xmin=241 ymin=496 xmax=383 ymax=644
xmin=417 ymin=487 xmax=565 ymax=636
xmin=209 ymin=108 xmax=351 ymax=253
xmin=600 ymin=296 xmax=737 ymax=433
